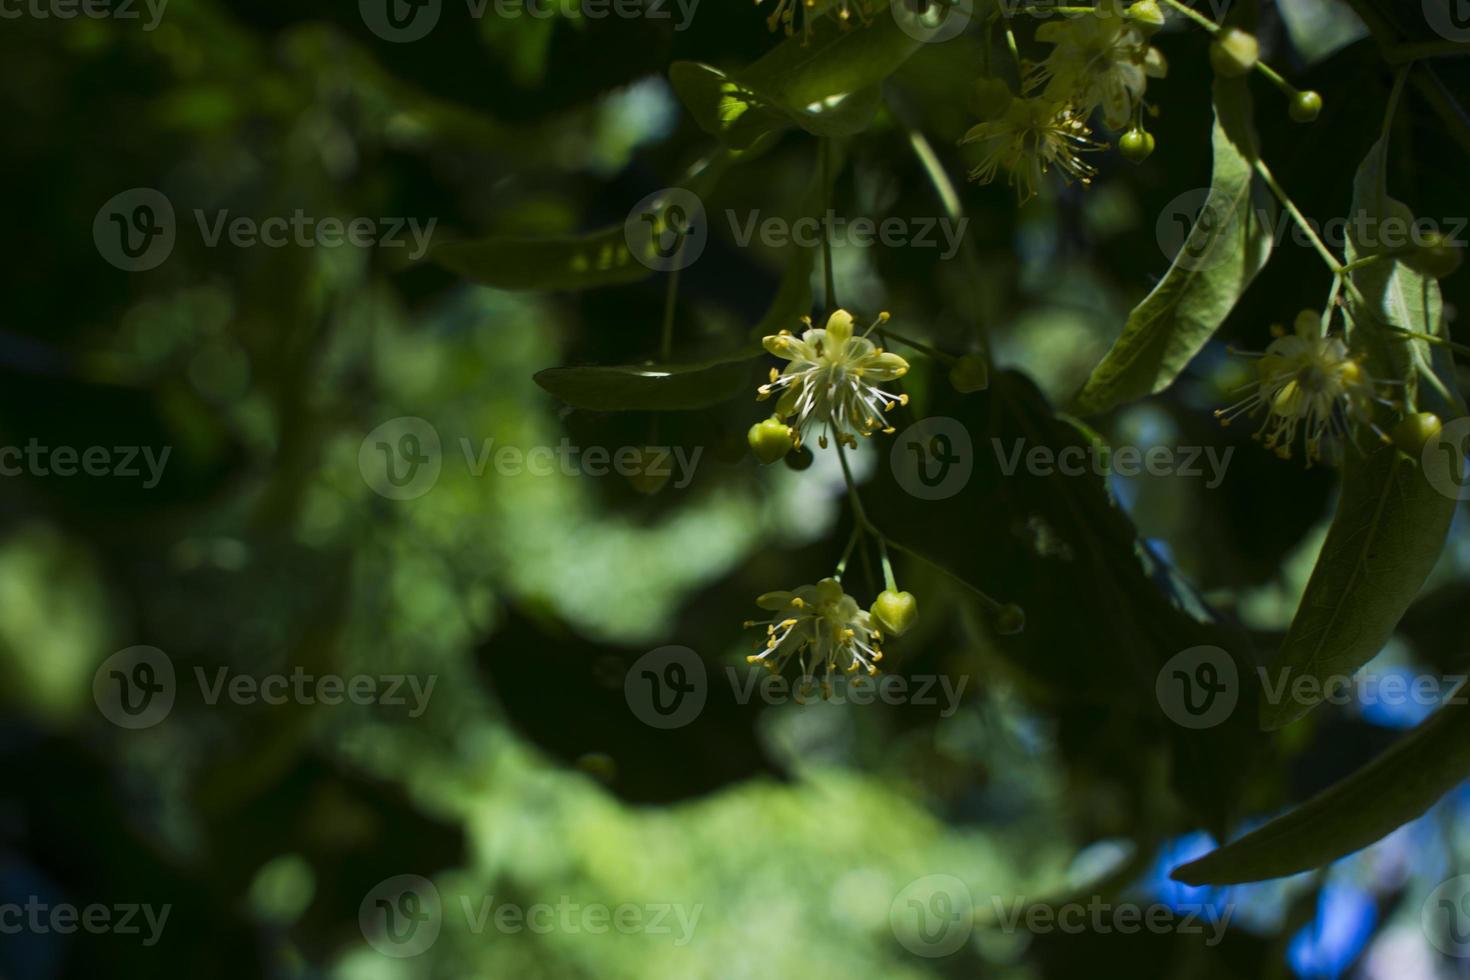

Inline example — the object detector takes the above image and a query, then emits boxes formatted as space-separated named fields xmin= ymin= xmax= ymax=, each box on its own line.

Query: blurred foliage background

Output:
xmin=2 ymin=0 xmax=1469 ymax=977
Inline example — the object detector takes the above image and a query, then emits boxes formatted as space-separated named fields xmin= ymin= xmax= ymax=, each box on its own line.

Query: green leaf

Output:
xmin=1072 ymin=77 xmax=1273 ymax=417
xmin=668 ymin=63 xmax=795 ymax=152
xmin=1260 ymin=137 xmax=1461 ymax=731
xmin=1260 ymin=444 xmax=1457 ymax=730
xmin=533 ymin=351 xmax=762 ymax=411
xmin=1344 ymin=135 xmax=1439 ymax=412
xmin=1173 ymin=682 xmax=1470 ymax=885
xmin=670 ymin=14 xmax=921 ymax=146
xmin=432 ymin=155 xmax=729 ymax=291
xmin=866 ymin=372 xmax=1263 ymax=834
xmin=433 ymin=229 xmax=649 ymax=291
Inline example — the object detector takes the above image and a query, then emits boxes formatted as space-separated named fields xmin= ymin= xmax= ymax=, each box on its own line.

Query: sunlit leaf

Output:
xmin=1073 ymin=77 xmax=1273 ymax=417
xmin=534 ymin=352 xmax=762 ymax=411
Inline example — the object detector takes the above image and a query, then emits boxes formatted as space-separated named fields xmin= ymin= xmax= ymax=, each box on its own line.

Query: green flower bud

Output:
xmin=870 ymin=589 xmax=919 ymax=636
xmin=969 ymin=77 xmax=1013 ymax=121
xmin=1393 ymin=412 xmax=1443 ymax=456
xmin=1209 ymin=28 xmax=1259 ymax=77
xmin=784 ymin=444 xmax=814 ymax=471
xmin=1125 ymin=0 xmax=1165 ymax=28
xmin=747 ymin=416 xmax=795 ymax=464
xmin=948 ymin=353 xmax=990 ymax=393
xmin=994 ymin=603 xmax=1026 ymax=635
xmin=1402 ymin=231 xmax=1463 ymax=279
xmin=1119 ymin=128 xmax=1156 ymax=163
xmin=1288 ymin=90 xmax=1322 ymax=123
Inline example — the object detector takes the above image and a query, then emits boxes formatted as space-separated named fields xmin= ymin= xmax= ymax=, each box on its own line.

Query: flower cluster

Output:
xmin=1027 ymin=2 xmax=1167 ymax=131
xmin=757 ymin=0 xmax=873 ymax=40
xmin=757 ymin=309 xmax=910 ymax=450
xmin=1215 ymin=313 xmax=1383 ymax=465
xmin=962 ymin=1 xmax=1167 ymax=201
xmin=744 ymin=578 xmax=885 ymax=697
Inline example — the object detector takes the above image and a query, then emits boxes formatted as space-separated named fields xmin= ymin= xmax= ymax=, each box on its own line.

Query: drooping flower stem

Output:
xmin=1252 ymin=159 xmax=1343 ymax=275
xmin=836 ymin=438 xmax=1000 ymax=607
xmin=820 ymin=138 xmax=837 ymax=312
xmin=1158 ymin=0 xmax=1218 ymax=34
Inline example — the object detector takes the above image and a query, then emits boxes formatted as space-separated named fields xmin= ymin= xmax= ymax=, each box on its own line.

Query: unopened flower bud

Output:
xmin=1119 ymin=128 xmax=1155 ymax=163
xmin=1210 ymin=28 xmax=1259 ymax=77
xmin=748 ymin=416 xmax=795 ymax=464
xmin=1289 ymin=90 xmax=1322 ymax=123
xmin=870 ymin=589 xmax=919 ymax=636
xmin=1393 ymin=412 xmax=1443 ymax=456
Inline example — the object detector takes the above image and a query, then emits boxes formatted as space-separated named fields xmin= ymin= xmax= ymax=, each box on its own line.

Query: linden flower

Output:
xmin=960 ymin=96 xmax=1103 ymax=203
xmin=1028 ymin=9 xmax=1166 ymax=131
xmin=758 ymin=309 xmax=910 ymax=449
xmin=758 ymin=0 xmax=871 ymax=39
xmin=1215 ymin=317 xmax=1379 ymax=465
xmin=744 ymin=578 xmax=884 ymax=696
